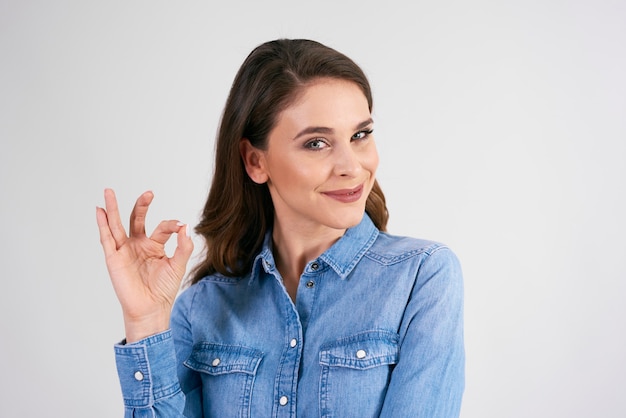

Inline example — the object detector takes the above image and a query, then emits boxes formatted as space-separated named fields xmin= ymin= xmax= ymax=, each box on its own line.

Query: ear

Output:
xmin=239 ymin=139 xmax=269 ymax=184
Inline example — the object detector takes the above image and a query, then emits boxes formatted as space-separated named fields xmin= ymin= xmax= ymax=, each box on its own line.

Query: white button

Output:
xmin=279 ymin=395 xmax=288 ymax=406
xmin=356 ymin=349 xmax=367 ymax=359
xmin=290 ymin=339 xmax=297 ymax=348
xmin=134 ymin=371 xmax=144 ymax=381
xmin=212 ymin=358 xmax=221 ymax=367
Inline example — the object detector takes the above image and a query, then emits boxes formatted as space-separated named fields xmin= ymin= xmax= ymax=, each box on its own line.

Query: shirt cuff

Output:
xmin=114 ymin=330 xmax=181 ymax=408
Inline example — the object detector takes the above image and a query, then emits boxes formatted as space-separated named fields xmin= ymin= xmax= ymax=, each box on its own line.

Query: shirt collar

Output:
xmin=251 ymin=213 xmax=379 ymax=282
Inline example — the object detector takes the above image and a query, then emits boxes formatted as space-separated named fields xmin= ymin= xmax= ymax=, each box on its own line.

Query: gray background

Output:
xmin=1 ymin=1 xmax=625 ymax=417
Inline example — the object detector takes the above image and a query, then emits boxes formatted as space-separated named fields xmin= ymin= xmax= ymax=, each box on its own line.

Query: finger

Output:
xmin=96 ymin=206 xmax=117 ymax=257
xmin=171 ymin=223 xmax=194 ymax=273
xmin=103 ymin=188 xmax=128 ymax=247
xmin=149 ymin=219 xmax=183 ymax=245
xmin=129 ymin=191 xmax=154 ymax=238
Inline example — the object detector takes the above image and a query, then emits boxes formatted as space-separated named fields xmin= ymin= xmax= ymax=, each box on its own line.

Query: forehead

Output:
xmin=275 ymin=79 xmax=371 ymax=129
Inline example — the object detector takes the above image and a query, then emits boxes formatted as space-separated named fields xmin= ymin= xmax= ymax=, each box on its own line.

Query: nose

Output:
xmin=333 ymin=143 xmax=361 ymax=177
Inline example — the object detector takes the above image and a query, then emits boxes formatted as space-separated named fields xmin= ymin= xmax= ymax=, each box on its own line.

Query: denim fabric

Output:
xmin=114 ymin=214 xmax=465 ymax=417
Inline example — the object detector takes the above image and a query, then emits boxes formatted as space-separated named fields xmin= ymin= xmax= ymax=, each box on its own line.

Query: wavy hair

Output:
xmin=189 ymin=39 xmax=388 ymax=284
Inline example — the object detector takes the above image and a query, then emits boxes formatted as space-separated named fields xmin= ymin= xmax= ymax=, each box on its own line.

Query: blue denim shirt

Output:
xmin=114 ymin=214 xmax=464 ymax=417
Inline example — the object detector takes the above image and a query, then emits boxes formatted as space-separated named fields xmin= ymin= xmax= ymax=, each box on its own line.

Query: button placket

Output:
xmin=304 ymin=260 xmax=320 ymax=289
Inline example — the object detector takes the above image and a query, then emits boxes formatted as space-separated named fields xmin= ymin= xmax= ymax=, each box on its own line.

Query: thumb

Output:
xmin=171 ymin=223 xmax=194 ymax=273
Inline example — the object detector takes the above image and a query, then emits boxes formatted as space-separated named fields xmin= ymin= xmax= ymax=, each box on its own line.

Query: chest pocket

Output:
xmin=319 ymin=330 xmax=399 ymax=418
xmin=184 ymin=343 xmax=263 ymax=418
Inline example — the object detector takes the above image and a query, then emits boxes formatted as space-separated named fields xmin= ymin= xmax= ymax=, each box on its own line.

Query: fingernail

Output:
xmin=176 ymin=221 xmax=184 ymax=227
xmin=185 ymin=224 xmax=191 ymax=238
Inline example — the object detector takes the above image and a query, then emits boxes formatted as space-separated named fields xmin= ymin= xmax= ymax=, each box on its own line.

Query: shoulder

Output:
xmin=366 ymin=230 xmax=459 ymax=267
xmin=367 ymin=232 xmax=464 ymax=303
xmin=174 ymin=272 xmax=247 ymax=311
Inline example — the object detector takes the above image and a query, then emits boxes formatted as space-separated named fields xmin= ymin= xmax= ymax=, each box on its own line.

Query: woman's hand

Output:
xmin=96 ymin=188 xmax=194 ymax=343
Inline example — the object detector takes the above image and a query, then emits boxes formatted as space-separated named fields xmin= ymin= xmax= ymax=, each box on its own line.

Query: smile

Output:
xmin=322 ymin=184 xmax=364 ymax=203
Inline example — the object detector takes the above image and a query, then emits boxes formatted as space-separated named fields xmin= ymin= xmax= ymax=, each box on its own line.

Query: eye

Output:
xmin=304 ymin=138 xmax=329 ymax=150
xmin=352 ymin=129 xmax=373 ymax=141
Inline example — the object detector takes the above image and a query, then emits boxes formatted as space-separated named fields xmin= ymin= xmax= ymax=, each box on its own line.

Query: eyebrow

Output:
xmin=292 ymin=118 xmax=374 ymax=140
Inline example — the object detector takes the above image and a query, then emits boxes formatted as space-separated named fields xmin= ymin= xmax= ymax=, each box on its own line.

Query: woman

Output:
xmin=96 ymin=38 xmax=464 ymax=417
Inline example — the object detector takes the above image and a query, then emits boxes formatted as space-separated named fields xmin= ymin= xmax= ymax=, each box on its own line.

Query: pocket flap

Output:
xmin=184 ymin=342 xmax=263 ymax=376
xmin=319 ymin=330 xmax=399 ymax=370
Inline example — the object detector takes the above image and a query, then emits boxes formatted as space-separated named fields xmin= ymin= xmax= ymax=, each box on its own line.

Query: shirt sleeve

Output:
xmin=380 ymin=246 xmax=465 ymax=418
xmin=114 ymin=330 xmax=187 ymax=417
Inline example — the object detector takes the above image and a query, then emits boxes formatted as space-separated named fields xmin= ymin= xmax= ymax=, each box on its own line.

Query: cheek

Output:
xmin=268 ymin=157 xmax=314 ymax=187
xmin=363 ymin=145 xmax=380 ymax=174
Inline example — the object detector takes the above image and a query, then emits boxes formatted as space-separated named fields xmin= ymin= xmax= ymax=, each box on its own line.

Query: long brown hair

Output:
xmin=189 ymin=39 xmax=388 ymax=284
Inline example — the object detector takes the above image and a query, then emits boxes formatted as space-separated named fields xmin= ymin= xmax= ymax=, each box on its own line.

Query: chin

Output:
xmin=327 ymin=210 xmax=365 ymax=230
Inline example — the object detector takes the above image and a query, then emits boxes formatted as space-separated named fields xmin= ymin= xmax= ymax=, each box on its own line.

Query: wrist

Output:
xmin=123 ymin=311 xmax=171 ymax=343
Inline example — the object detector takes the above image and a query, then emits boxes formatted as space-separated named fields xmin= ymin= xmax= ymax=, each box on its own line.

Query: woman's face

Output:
xmin=244 ymin=78 xmax=379 ymax=233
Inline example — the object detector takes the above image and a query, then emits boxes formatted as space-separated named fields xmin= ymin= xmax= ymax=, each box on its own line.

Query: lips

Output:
xmin=322 ymin=184 xmax=364 ymax=203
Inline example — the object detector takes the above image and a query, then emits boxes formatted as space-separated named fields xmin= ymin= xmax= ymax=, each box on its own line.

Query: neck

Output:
xmin=271 ymin=220 xmax=345 ymax=300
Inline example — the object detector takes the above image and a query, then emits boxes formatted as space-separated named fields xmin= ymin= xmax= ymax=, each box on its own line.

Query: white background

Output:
xmin=1 ymin=1 xmax=625 ymax=417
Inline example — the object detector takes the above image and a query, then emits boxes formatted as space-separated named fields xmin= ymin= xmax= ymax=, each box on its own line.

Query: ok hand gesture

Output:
xmin=96 ymin=189 xmax=194 ymax=343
